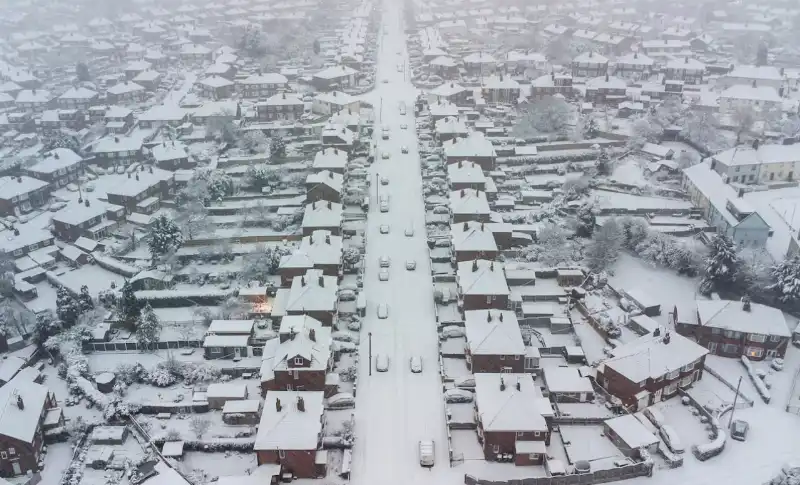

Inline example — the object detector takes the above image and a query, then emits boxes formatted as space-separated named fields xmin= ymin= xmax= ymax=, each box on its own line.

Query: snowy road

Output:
xmin=351 ymin=2 xmax=450 ymax=484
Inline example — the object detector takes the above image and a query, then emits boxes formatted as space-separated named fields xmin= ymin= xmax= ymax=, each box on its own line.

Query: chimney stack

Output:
xmin=499 ymin=313 xmax=503 ymax=322
xmin=54 ymin=152 xmax=60 ymax=159
xmin=276 ymin=397 xmax=282 ymax=412
xmin=16 ymin=395 xmax=23 ymax=410
xmin=487 ymin=312 xmax=492 ymax=322
xmin=663 ymin=331 xmax=671 ymax=344
xmin=461 ymin=189 xmax=465 ymax=198
xmin=500 ymin=376 xmax=506 ymax=391
xmin=472 ymin=259 xmax=478 ymax=272
xmin=318 ymin=275 xmax=324 ymax=287
xmin=309 ymin=328 xmax=316 ymax=342
xmin=327 ymin=201 xmax=332 ymax=209
xmin=297 ymin=396 xmax=305 ymax=412
xmin=325 ymin=235 xmax=330 ymax=244
xmin=463 ymin=221 xmax=468 ymax=231
xmin=516 ymin=378 xmax=521 ymax=391
xmin=742 ymin=295 xmax=751 ymax=312
xmin=301 ymin=276 xmax=306 ymax=286
xmin=85 ymin=199 xmax=90 ymax=207
xmin=653 ymin=327 xmax=661 ymax=337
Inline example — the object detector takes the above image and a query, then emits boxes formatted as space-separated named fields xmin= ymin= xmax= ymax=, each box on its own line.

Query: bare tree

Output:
xmin=731 ymin=105 xmax=757 ymax=144
xmin=512 ymin=96 xmax=573 ymax=139
xmin=190 ymin=416 xmax=211 ymax=439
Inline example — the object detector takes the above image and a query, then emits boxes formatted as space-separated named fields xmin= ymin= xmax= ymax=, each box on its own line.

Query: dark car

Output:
xmin=730 ymin=420 xmax=749 ymax=441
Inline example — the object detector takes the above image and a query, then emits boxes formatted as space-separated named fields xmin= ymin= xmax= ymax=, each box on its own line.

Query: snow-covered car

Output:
xmin=382 ymin=152 xmax=391 ymax=159
xmin=401 ymin=146 xmax=408 ymax=153
xmin=444 ymin=388 xmax=474 ymax=403
xmin=406 ymin=260 xmax=416 ymax=271
xmin=380 ymin=224 xmax=390 ymax=234
xmin=382 ymin=79 xmax=388 ymax=83
xmin=332 ymin=331 xmax=357 ymax=343
xmin=377 ymin=303 xmax=389 ymax=319
xmin=379 ymin=269 xmax=390 ymax=281
xmin=410 ymin=356 xmax=422 ymax=373
xmin=441 ymin=326 xmax=465 ymax=338
xmin=339 ymin=289 xmax=357 ymax=301
xmin=400 ymin=123 xmax=407 ymax=129
xmin=454 ymin=376 xmax=475 ymax=389
xmin=379 ymin=255 xmax=391 ymax=267
xmin=396 ymin=64 xmax=403 ymax=72
xmin=432 ymin=206 xmax=449 ymax=215
xmin=419 ymin=133 xmax=432 ymax=140
xmin=730 ymin=419 xmax=749 ymax=441
xmin=771 ymin=358 xmax=784 ymax=371
xmin=380 ymin=176 xmax=389 ymax=185
xmin=326 ymin=392 xmax=356 ymax=409
xmin=380 ymin=201 xmax=389 ymax=212
xmin=376 ymin=354 xmax=389 ymax=372
xmin=405 ymin=226 xmax=414 ymax=237
xmin=335 ymin=341 xmax=357 ymax=353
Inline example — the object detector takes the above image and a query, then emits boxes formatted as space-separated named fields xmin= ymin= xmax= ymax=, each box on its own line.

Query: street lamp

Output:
xmin=368 ymin=332 xmax=373 ymax=376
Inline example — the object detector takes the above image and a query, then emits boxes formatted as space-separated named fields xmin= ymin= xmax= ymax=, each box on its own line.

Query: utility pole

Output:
xmin=368 ymin=332 xmax=373 ymax=376
xmin=375 ymin=172 xmax=379 ymax=202
xmin=728 ymin=376 xmax=743 ymax=427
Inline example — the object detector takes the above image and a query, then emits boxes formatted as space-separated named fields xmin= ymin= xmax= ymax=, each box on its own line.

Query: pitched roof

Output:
xmin=444 ymin=133 xmax=497 ymax=158
xmin=452 ymin=221 xmax=498 ymax=253
xmin=285 ymin=269 xmax=337 ymax=312
xmin=695 ymin=299 xmax=790 ymax=337
xmin=474 ymin=373 xmax=549 ymax=432
xmin=464 ymin=310 xmax=524 ymax=355
xmin=306 ymin=170 xmax=343 ymax=194
xmin=0 ymin=376 xmax=51 ymax=444
xmin=450 ymin=188 xmax=490 ymax=215
xmin=601 ymin=331 xmax=708 ymax=383
xmin=457 ymin=259 xmax=509 ymax=296
xmin=254 ymin=391 xmax=324 ymax=450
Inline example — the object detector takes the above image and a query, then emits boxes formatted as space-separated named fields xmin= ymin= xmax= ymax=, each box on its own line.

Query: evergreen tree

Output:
xmin=596 ymin=148 xmax=611 ymax=176
xmin=769 ymin=256 xmax=800 ymax=304
xmin=56 ymin=286 xmax=79 ymax=327
xmin=78 ymin=285 xmax=94 ymax=313
xmin=31 ymin=311 xmax=60 ymax=349
xmin=120 ymin=280 xmax=142 ymax=326
xmin=148 ymin=214 xmax=183 ymax=263
xmin=43 ymin=133 xmax=81 ymax=153
xmin=583 ymin=117 xmax=599 ymax=139
xmin=756 ymin=41 xmax=768 ymax=67
xmin=76 ymin=62 xmax=91 ymax=82
xmin=313 ymin=39 xmax=321 ymax=55
xmin=270 ymin=134 xmax=286 ymax=159
xmin=136 ymin=304 xmax=161 ymax=351
xmin=699 ymin=234 xmax=739 ymax=295
xmin=575 ymin=204 xmax=596 ymax=238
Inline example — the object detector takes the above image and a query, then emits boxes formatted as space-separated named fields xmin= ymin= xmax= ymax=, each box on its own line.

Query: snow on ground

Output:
xmin=611 ymin=157 xmax=648 ymax=186
xmin=590 ymin=189 xmax=694 ymax=211
xmin=180 ymin=451 xmax=258 ymax=480
xmin=558 ymin=425 xmax=623 ymax=463
xmin=39 ymin=442 xmax=74 ymax=485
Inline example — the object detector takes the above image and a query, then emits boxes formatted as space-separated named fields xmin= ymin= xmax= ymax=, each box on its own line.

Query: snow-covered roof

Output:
xmin=573 ymin=51 xmax=608 ymax=64
xmin=604 ymin=414 xmax=658 ymax=448
xmin=314 ymin=91 xmax=357 ymax=106
xmin=542 ymin=367 xmax=593 ymax=393
xmin=429 ymin=55 xmax=456 ymax=67
xmin=450 ymin=188 xmax=490 ymax=215
xmin=431 ymin=83 xmax=466 ymax=97
xmin=59 ymin=87 xmax=98 ymax=100
xmin=601 ymin=331 xmax=708 ymax=383
xmin=683 ymin=162 xmax=761 ymax=227
xmin=15 ymin=89 xmax=51 ymax=103
xmin=104 ymin=106 xmax=132 ymax=119
xmin=463 ymin=52 xmax=496 ymax=64
xmin=180 ymin=44 xmax=212 ymax=55
xmin=720 ymin=84 xmax=781 ymax=103
xmin=0 ymin=376 xmax=51 ymax=444
xmin=52 ymin=203 xmax=107 ymax=226
xmin=125 ymin=60 xmax=152 ymax=72
xmin=107 ymin=82 xmax=144 ymax=95
xmin=695 ymin=299 xmax=790 ymax=337
xmin=261 ymin=323 xmax=331 ymax=376
xmin=138 ymin=105 xmax=187 ymax=122
xmin=641 ymin=39 xmax=690 ymax=49
xmin=587 ymin=75 xmax=626 ymax=90
xmin=464 ymin=310 xmax=524 ymax=355
xmin=447 ymin=160 xmax=486 ymax=184
xmin=666 ymin=57 xmax=705 ymax=70
xmin=474 ymin=373 xmax=549 ymax=432
xmin=0 ymin=356 xmax=26 ymax=383
xmin=133 ymin=70 xmax=162 ymax=83
xmin=222 ymin=399 xmax=261 ymax=414
xmin=434 ymin=116 xmax=468 ymax=135
xmin=207 ymin=319 xmax=254 ymax=335
xmin=206 ymin=382 xmax=248 ymax=399
xmin=285 ymin=231 xmax=342 ymax=268
xmin=260 ymin=92 xmax=304 ymax=106
xmin=285 ymin=269 xmax=337 ymax=312
xmin=91 ymin=135 xmax=143 ymax=153
xmin=726 ymin=65 xmax=783 ymax=81
xmin=254 ymin=391 xmax=324 ymax=450
xmin=190 ymin=100 xmax=237 ymax=118
xmin=27 ymin=148 xmax=82 ymax=174
xmin=306 ymin=170 xmax=343 ymax=193
xmin=713 ymin=144 xmax=800 ymax=167
xmin=615 ymin=52 xmax=654 ymax=66
xmin=313 ymin=65 xmax=358 ymax=79
xmin=312 ymin=147 xmax=347 ymax=170
xmin=452 ymin=221 xmax=498 ymax=253
xmin=444 ymin=132 xmax=497 ymax=158
xmin=0 ymin=176 xmax=48 ymax=200
xmin=302 ymin=200 xmax=343 ymax=229
xmin=483 ymin=75 xmax=520 ymax=90
xmin=151 ymin=141 xmax=188 ymax=162
xmin=457 ymin=259 xmax=510 ymax=296
xmin=506 ymin=51 xmax=547 ymax=63
xmin=202 ymin=334 xmax=249 ymax=348
xmin=238 ymin=73 xmax=288 ymax=85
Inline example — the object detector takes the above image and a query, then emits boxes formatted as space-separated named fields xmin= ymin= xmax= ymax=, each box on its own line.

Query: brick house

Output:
xmin=57 ymin=87 xmax=98 ymax=110
xmin=481 ymin=75 xmax=521 ymax=105
xmin=105 ymin=168 xmax=174 ymax=214
xmin=444 ymin=133 xmax=497 ymax=172
xmin=530 ymin=73 xmax=574 ymax=99
xmin=450 ymin=188 xmax=491 ymax=223
xmin=106 ymin=81 xmax=145 ymax=104
xmin=451 ymin=221 xmax=499 ymax=262
xmin=305 ymin=170 xmax=342 ymax=204
xmin=281 ymin=269 xmax=338 ymax=326
xmin=278 ymin=230 xmax=343 ymax=286
xmin=0 ymin=176 xmax=50 ymax=216
xmin=237 ymin=73 xmax=288 ymax=99
xmin=260 ymin=315 xmax=332 ymax=394
xmin=665 ymin=57 xmax=705 ymax=85
xmin=571 ymin=51 xmax=608 ymax=78
xmin=474 ymin=373 xmax=552 ymax=465
xmin=448 ymin=161 xmax=487 ymax=191
xmin=675 ymin=299 xmax=791 ymax=360
xmin=151 ymin=141 xmax=191 ymax=171
xmin=0 ymin=378 xmax=62 ymax=477
xmin=89 ymin=135 xmax=143 ymax=167
xmin=596 ymin=329 xmax=708 ymax=411
xmin=256 ymin=93 xmax=305 ymax=121
xmin=254 ymin=392 xmax=326 ymax=478
xmin=585 ymin=75 xmax=627 ymax=106
xmin=51 ymin=201 xmax=109 ymax=242
xmin=24 ymin=148 xmax=83 ymax=187
xmin=311 ymin=148 xmax=347 ymax=174
xmin=202 ymin=319 xmax=254 ymax=360
xmin=311 ymin=65 xmax=358 ymax=91
xmin=301 ymin=201 xmax=342 ymax=236
xmin=457 ymin=259 xmax=510 ymax=310
xmin=464 ymin=310 xmax=525 ymax=373
xmin=15 ymin=89 xmax=52 ymax=112
xmin=198 ymin=76 xmax=235 ymax=100
xmin=429 ymin=82 xmax=467 ymax=106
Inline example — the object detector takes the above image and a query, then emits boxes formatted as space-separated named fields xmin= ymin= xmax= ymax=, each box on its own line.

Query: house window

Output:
xmin=745 ymin=346 xmax=764 ymax=358
xmin=486 ymin=295 xmax=492 ymax=304
xmin=8 ymin=448 xmax=14 ymax=456
xmin=0 ymin=452 xmax=5 ymax=459
xmin=211 ymin=347 xmax=222 ymax=354
xmin=722 ymin=343 xmax=739 ymax=354
xmin=492 ymin=445 xmax=500 ymax=454
xmin=749 ymin=334 xmax=766 ymax=343
xmin=723 ymin=330 xmax=739 ymax=339
xmin=679 ymin=375 xmax=693 ymax=387
xmin=500 ymin=355 xmax=505 ymax=360
xmin=666 ymin=370 xmax=680 ymax=380
xmin=529 ymin=453 xmax=540 ymax=460
xmin=516 ymin=432 xmax=523 ymax=437
xmin=682 ymin=362 xmax=694 ymax=372
xmin=534 ymin=431 xmax=541 ymax=437
xmin=514 ymin=355 xmax=520 ymax=360
xmin=664 ymin=383 xmax=678 ymax=395
xmin=769 ymin=335 xmax=782 ymax=342
xmin=294 ymin=357 xmax=303 ymax=366
xmin=278 ymin=450 xmax=286 ymax=458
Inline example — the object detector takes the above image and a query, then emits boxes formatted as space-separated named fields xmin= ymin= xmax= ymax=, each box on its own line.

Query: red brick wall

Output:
xmin=470 ymin=354 xmax=524 ymax=373
xmin=463 ymin=294 xmax=508 ymax=311
xmin=256 ymin=449 xmax=318 ymax=478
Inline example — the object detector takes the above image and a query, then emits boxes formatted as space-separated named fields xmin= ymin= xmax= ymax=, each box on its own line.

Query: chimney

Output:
xmin=16 ymin=395 xmax=23 ymax=410
xmin=490 ymin=261 xmax=494 ymax=271
xmin=310 ymin=234 xmax=314 ymax=244
xmin=318 ymin=275 xmax=324 ymax=287
xmin=312 ymin=201 xmax=316 ymax=210
xmin=13 ymin=228 xmax=19 ymax=236
xmin=663 ymin=331 xmax=671 ymax=344
xmin=127 ymin=172 xmax=131 ymax=179
xmin=275 ymin=397 xmax=282 ymax=412
xmin=653 ymin=327 xmax=661 ymax=337
xmin=327 ymin=201 xmax=332 ymax=209
xmin=487 ymin=311 xmax=492 ymax=322
xmin=738 ymin=187 xmax=745 ymax=198
xmin=16 ymin=176 xmax=21 ymax=183
xmin=684 ymin=56 xmax=689 ymax=64
xmin=472 ymin=259 xmax=478 ymax=272
xmin=54 ymin=152 xmax=60 ymax=159
xmin=515 ymin=379 xmax=521 ymax=391
xmin=114 ymin=136 xmax=120 ymax=142
xmin=309 ymin=328 xmax=316 ymax=342
xmin=297 ymin=396 xmax=305 ymax=412
xmin=135 ymin=174 xmax=139 ymax=181
xmin=463 ymin=221 xmax=469 ymax=231
xmin=328 ymin=171 xmax=333 ymax=178
xmin=325 ymin=234 xmax=330 ymax=244
xmin=458 ymin=160 xmax=462 ymax=168
xmin=500 ymin=376 xmax=506 ymax=391
xmin=85 ymin=199 xmax=90 ymax=207
xmin=301 ymin=275 xmax=306 ymax=286
xmin=499 ymin=313 xmax=503 ymax=322
xmin=460 ymin=189 xmax=465 ymax=198
xmin=742 ymin=295 xmax=751 ymax=311
xmin=752 ymin=139 xmax=760 ymax=150
xmin=634 ymin=52 xmax=638 ymax=59
xmin=605 ymin=73 xmax=609 ymax=82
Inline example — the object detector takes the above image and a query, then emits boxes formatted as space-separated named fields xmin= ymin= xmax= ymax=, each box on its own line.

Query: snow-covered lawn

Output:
xmin=558 ymin=425 xmax=623 ymax=463
xmin=591 ymin=190 xmax=694 ymax=211
xmin=611 ymin=157 xmax=648 ymax=186
xmin=39 ymin=442 xmax=74 ymax=485
xmin=450 ymin=429 xmax=484 ymax=460
xmin=179 ymin=451 xmax=257 ymax=480
xmin=442 ymin=358 xmax=470 ymax=381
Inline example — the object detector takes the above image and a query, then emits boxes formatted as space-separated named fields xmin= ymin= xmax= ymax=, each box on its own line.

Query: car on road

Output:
xmin=380 ymin=176 xmax=389 ymax=185
xmin=382 ymin=79 xmax=388 ymax=83
xmin=419 ymin=440 xmax=435 ymax=467
xmin=401 ymin=146 xmax=408 ymax=153
xmin=399 ymin=106 xmax=406 ymax=115
xmin=379 ymin=269 xmax=389 ymax=281
xmin=376 ymin=354 xmax=389 ymax=372
xmin=382 ymin=151 xmax=391 ymax=159
xmin=405 ymin=226 xmax=414 ymax=237
xmin=380 ymin=201 xmax=389 ymax=212
xmin=730 ymin=419 xmax=749 ymax=441
xmin=382 ymin=128 xmax=390 ymax=139
xmin=400 ymin=123 xmax=407 ymax=129
xmin=379 ymin=255 xmax=391 ymax=267
xmin=454 ymin=376 xmax=475 ymax=389
xmin=377 ymin=303 xmax=389 ymax=319
xmin=380 ymin=224 xmax=390 ymax=234
xmin=406 ymin=260 xmax=416 ymax=271
xmin=396 ymin=64 xmax=403 ymax=72
xmin=410 ymin=356 xmax=422 ymax=373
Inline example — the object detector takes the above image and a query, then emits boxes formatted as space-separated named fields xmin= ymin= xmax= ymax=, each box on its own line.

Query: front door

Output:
xmin=654 ymin=388 xmax=663 ymax=402
xmin=636 ymin=393 xmax=649 ymax=411
xmin=12 ymin=461 xmax=21 ymax=475
xmin=234 ymin=347 xmax=241 ymax=360
xmin=766 ymin=349 xmax=778 ymax=359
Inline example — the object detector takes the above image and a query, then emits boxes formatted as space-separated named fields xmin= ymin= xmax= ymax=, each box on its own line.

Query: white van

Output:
xmin=419 ymin=440 xmax=434 ymax=467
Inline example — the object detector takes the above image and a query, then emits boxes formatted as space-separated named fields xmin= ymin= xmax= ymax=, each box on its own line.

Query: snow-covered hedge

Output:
xmin=740 ymin=356 xmax=771 ymax=403
xmin=93 ymin=254 xmax=139 ymax=277
xmin=150 ymin=437 xmax=254 ymax=451
xmin=692 ymin=430 xmax=727 ymax=461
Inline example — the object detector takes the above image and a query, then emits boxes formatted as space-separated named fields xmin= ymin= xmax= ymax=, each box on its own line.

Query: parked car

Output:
xmin=771 ymin=358 xmax=784 ymax=371
xmin=326 ymin=392 xmax=356 ymax=409
xmin=405 ymin=226 xmax=414 ymax=237
xmin=454 ymin=376 xmax=475 ymax=389
xmin=419 ymin=440 xmax=435 ymax=467
xmin=410 ymin=356 xmax=422 ymax=373
xmin=380 ymin=176 xmax=389 ymax=185
xmin=380 ymin=224 xmax=390 ymax=234
xmin=406 ymin=260 xmax=416 ymax=270
xmin=382 ymin=151 xmax=391 ymax=159
xmin=379 ymin=255 xmax=391 ymax=267
xmin=377 ymin=303 xmax=389 ymax=319
xmin=380 ymin=200 xmax=389 ymax=212
xmin=400 ymin=123 xmax=407 ymax=129
xmin=376 ymin=354 xmax=389 ymax=372
xmin=444 ymin=388 xmax=474 ymax=403
xmin=659 ymin=425 xmax=684 ymax=454
xmin=401 ymin=146 xmax=408 ymax=153
xmin=730 ymin=419 xmax=749 ymax=441
xmin=379 ymin=269 xmax=390 ymax=281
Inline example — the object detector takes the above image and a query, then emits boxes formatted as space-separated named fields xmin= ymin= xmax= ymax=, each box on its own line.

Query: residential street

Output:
xmin=351 ymin=1 xmax=450 ymax=484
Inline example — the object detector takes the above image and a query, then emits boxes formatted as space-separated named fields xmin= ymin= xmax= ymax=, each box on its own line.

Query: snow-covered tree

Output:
xmin=239 ymin=130 xmax=269 ymax=154
xmin=700 ymin=234 xmax=739 ymax=295
xmin=240 ymin=245 xmax=292 ymax=282
xmin=136 ymin=304 xmax=161 ymax=351
xmin=148 ymin=364 xmax=177 ymax=387
xmin=43 ymin=132 xmax=81 ymax=153
xmin=628 ymin=118 xmax=660 ymax=148
xmin=190 ymin=416 xmax=211 ymax=439
xmin=76 ymin=62 xmax=91 ymax=82
xmin=583 ymin=117 xmax=600 ymax=139
xmin=535 ymin=223 xmax=574 ymax=267
xmin=270 ymin=134 xmax=286 ymax=158
xmin=342 ymin=247 xmax=362 ymax=269
xmin=148 ymin=215 xmax=183 ymax=263
xmin=596 ymin=148 xmax=611 ymax=175
xmin=174 ymin=194 xmax=210 ymax=241
xmin=618 ymin=216 xmax=650 ymax=249
xmin=245 ymin=165 xmax=285 ymax=191
xmin=682 ymin=111 xmax=725 ymax=152
xmin=648 ymin=98 xmax=684 ymax=133
xmin=56 ymin=286 xmax=80 ymax=327
xmin=676 ymin=150 xmax=700 ymax=168
xmin=31 ymin=310 xmax=61 ymax=348
xmin=208 ymin=113 xmax=238 ymax=145
xmin=770 ymin=256 xmax=800 ymax=304
xmin=238 ymin=25 xmax=266 ymax=56
xmin=196 ymin=169 xmax=234 ymax=201
xmin=120 ymin=280 xmax=142 ymax=327
xmin=512 ymin=96 xmax=572 ymax=138
xmin=575 ymin=203 xmax=596 ymax=238
xmin=78 ymin=285 xmax=94 ymax=314
xmin=562 ymin=176 xmax=590 ymax=202
xmin=756 ymin=41 xmax=769 ymax=67
xmin=585 ymin=218 xmax=624 ymax=272
xmin=731 ymin=105 xmax=757 ymax=144
xmin=217 ymin=296 xmax=248 ymax=320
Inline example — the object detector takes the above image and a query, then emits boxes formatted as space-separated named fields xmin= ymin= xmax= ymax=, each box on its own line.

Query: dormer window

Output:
xmin=294 ymin=357 xmax=303 ymax=366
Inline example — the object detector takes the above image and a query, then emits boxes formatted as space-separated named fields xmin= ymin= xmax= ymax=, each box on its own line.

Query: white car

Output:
xmin=380 ymin=201 xmax=389 ymax=212
xmin=380 ymin=176 xmax=389 ymax=185
xmin=401 ymin=146 xmax=408 ymax=154
xmin=771 ymin=358 xmax=784 ymax=371
xmin=380 ymin=224 xmax=390 ymax=234
xmin=410 ymin=356 xmax=422 ymax=373
xmin=379 ymin=255 xmax=391 ymax=267
xmin=377 ymin=303 xmax=389 ymax=319
xmin=406 ymin=260 xmax=416 ymax=271
xmin=382 ymin=151 xmax=391 ymax=159
xmin=376 ymin=354 xmax=389 ymax=372
xmin=405 ymin=226 xmax=414 ymax=237
xmin=382 ymin=79 xmax=388 ymax=83
xmin=400 ymin=123 xmax=408 ymax=129
xmin=379 ymin=269 xmax=389 ymax=281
